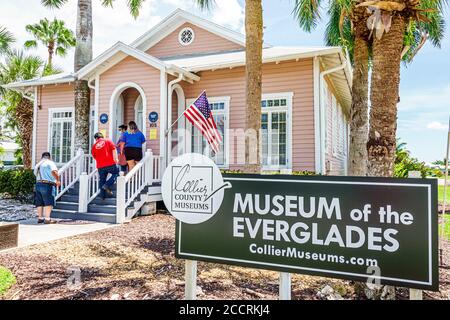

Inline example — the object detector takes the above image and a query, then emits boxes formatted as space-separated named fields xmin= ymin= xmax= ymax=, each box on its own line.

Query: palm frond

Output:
xmin=194 ymin=0 xmax=216 ymax=10
xmin=0 ymin=26 xmax=15 ymax=55
xmin=41 ymin=0 xmax=68 ymax=9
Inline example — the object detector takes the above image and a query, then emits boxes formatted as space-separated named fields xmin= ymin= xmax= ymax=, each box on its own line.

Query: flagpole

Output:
xmin=165 ymin=90 xmax=206 ymax=137
xmin=442 ymin=116 xmax=450 ymax=215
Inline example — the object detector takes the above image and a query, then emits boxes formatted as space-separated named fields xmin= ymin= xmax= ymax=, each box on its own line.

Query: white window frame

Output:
xmin=186 ymin=96 xmax=230 ymax=169
xmin=323 ymin=82 xmax=330 ymax=155
xmin=178 ymin=27 xmax=195 ymax=46
xmin=48 ymin=107 xmax=75 ymax=165
xmin=134 ymin=95 xmax=144 ymax=131
xmin=261 ymin=92 xmax=293 ymax=171
xmin=332 ymin=96 xmax=338 ymax=157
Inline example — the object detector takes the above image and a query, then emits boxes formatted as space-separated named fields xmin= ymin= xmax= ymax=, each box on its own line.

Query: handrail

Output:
xmin=116 ymin=149 xmax=154 ymax=223
xmin=55 ymin=148 xmax=84 ymax=200
xmin=57 ymin=149 xmax=83 ymax=176
xmin=87 ymin=169 xmax=100 ymax=203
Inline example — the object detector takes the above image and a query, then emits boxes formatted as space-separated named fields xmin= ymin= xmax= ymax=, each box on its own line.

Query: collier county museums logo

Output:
xmin=162 ymin=153 xmax=232 ymax=224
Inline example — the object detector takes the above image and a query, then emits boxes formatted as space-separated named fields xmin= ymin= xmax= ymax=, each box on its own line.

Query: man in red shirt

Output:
xmin=92 ymin=132 xmax=119 ymax=199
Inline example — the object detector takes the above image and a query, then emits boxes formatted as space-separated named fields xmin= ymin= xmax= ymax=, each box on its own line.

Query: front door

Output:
xmin=113 ymin=95 xmax=124 ymax=142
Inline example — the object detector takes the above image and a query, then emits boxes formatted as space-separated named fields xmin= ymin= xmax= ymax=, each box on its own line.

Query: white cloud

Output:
xmin=426 ymin=121 xmax=448 ymax=131
xmin=211 ymin=0 xmax=244 ymax=31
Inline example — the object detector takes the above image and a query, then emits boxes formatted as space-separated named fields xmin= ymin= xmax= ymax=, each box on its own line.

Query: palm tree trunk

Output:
xmin=15 ymin=98 xmax=34 ymax=169
xmin=74 ymin=0 xmax=93 ymax=152
xmin=47 ymin=42 xmax=54 ymax=70
xmin=244 ymin=0 xmax=263 ymax=173
xmin=367 ymin=13 xmax=405 ymax=177
xmin=348 ymin=15 xmax=369 ymax=176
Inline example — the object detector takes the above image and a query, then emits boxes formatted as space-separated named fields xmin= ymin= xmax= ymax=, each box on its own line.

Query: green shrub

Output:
xmin=0 ymin=169 xmax=35 ymax=198
xmin=0 ymin=266 xmax=16 ymax=296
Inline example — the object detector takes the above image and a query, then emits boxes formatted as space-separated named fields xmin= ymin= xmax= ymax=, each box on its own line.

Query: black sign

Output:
xmin=176 ymin=174 xmax=439 ymax=290
xmin=99 ymin=113 xmax=109 ymax=124
xmin=149 ymin=111 xmax=159 ymax=123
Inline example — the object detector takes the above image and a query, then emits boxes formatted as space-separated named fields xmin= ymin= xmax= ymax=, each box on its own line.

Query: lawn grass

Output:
xmin=440 ymin=215 xmax=450 ymax=241
xmin=438 ymin=185 xmax=450 ymax=203
xmin=0 ymin=266 xmax=16 ymax=296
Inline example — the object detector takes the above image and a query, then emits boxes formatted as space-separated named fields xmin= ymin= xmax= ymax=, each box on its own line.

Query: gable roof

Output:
xmin=77 ymin=41 xmax=199 ymax=82
xmin=131 ymin=8 xmax=263 ymax=52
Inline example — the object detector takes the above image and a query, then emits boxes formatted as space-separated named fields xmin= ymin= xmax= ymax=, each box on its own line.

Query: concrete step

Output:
xmin=88 ymin=203 xmax=116 ymax=214
xmin=54 ymin=201 xmax=79 ymax=211
xmin=51 ymin=209 xmax=116 ymax=224
xmin=90 ymin=197 xmax=116 ymax=206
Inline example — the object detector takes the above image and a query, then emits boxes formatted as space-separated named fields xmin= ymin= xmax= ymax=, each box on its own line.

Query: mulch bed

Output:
xmin=0 ymin=214 xmax=449 ymax=300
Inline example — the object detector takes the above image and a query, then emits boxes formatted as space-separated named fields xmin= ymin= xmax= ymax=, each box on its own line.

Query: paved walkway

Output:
xmin=2 ymin=219 xmax=115 ymax=250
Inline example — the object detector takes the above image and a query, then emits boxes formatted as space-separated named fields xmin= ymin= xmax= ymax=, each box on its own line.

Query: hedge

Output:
xmin=0 ymin=169 xmax=35 ymax=198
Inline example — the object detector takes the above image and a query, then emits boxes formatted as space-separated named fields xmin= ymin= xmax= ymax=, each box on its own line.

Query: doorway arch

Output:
xmin=109 ymin=82 xmax=147 ymax=142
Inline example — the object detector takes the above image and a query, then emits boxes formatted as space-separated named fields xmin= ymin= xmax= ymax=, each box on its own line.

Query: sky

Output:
xmin=0 ymin=0 xmax=448 ymax=163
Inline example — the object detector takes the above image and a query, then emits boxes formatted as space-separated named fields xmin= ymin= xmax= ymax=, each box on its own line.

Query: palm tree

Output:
xmin=0 ymin=26 xmax=15 ymax=56
xmin=196 ymin=0 xmax=263 ymax=173
xmin=0 ymin=51 xmax=46 ymax=168
xmin=41 ymin=0 xmax=147 ymax=153
xmin=363 ymin=0 xmax=445 ymax=177
xmin=24 ymin=18 xmax=76 ymax=70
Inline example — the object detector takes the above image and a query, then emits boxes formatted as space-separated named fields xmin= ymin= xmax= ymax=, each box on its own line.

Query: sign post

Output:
xmin=279 ymin=272 xmax=291 ymax=300
xmin=408 ymin=171 xmax=423 ymax=300
xmin=185 ymin=260 xmax=197 ymax=300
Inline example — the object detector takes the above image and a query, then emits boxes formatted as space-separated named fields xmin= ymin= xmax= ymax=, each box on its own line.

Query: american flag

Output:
xmin=184 ymin=91 xmax=222 ymax=154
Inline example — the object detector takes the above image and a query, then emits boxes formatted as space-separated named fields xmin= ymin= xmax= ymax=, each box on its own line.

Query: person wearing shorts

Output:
xmin=116 ymin=124 xmax=128 ymax=173
xmin=34 ymin=152 xmax=60 ymax=224
xmin=92 ymin=132 xmax=120 ymax=200
xmin=123 ymin=121 xmax=146 ymax=171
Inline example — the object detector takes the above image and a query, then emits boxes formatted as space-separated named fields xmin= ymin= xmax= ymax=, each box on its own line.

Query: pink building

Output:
xmin=4 ymin=9 xmax=352 ymax=223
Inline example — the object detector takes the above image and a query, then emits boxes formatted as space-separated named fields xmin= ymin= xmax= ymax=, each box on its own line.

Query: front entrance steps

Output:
xmin=52 ymin=182 xmax=162 ymax=223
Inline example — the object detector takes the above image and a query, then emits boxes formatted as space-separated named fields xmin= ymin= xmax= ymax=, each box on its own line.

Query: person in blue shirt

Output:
xmin=34 ymin=152 xmax=60 ymax=224
xmin=123 ymin=121 xmax=146 ymax=171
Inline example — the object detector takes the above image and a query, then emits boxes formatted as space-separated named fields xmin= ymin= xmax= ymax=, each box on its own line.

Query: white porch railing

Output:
xmin=152 ymin=155 xmax=163 ymax=182
xmin=55 ymin=148 xmax=84 ymax=200
xmin=78 ymin=168 xmax=100 ymax=213
xmin=116 ymin=149 xmax=154 ymax=223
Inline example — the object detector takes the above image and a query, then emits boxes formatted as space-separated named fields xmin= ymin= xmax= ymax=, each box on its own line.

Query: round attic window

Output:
xmin=178 ymin=27 xmax=195 ymax=46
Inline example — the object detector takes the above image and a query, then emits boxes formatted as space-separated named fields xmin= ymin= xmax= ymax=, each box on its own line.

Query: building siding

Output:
xmin=180 ymin=58 xmax=315 ymax=172
xmin=98 ymin=56 xmax=161 ymax=155
xmin=324 ymin=77 xmax=349 ymax=176
xmin=147 ymin=22 xmax=243 ymax=59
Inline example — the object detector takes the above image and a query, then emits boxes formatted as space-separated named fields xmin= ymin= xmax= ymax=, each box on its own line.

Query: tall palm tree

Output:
xmin=0 ymin=51 xmax=45 ymax=168
xmin=294 ymin=0 xmax=445 ymax=178
xmin=0 ymin=26 xmax=15 ymax=56
xmin=41 ymin=0 xmax=146 ymax=153
xmin=361 ymin=0 xmax=445 ymax=177
xmin=25 ymin=18 xmax=76 ymax=70
xmin=196 ymin=0 xmax=263 ymax=173
xmin=295 ymin=0 xmax=371 ymax=176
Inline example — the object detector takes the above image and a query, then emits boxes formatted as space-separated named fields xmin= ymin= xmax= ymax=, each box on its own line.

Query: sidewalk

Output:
xmin=2 ymin=219 xmax=115 ymax=250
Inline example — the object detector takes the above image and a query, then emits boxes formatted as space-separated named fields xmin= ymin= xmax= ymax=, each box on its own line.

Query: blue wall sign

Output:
xmin=149 ymin=111 xmax=159 ymax=123
xmin=99 ymin=113 xmax=109 ymax=124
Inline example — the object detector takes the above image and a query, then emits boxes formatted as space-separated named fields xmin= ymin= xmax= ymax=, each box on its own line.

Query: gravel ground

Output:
xmin=0 ymin=198 xmax=36 ymax=222
xmin=0 ymin=214 xmax=449 ymax=300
